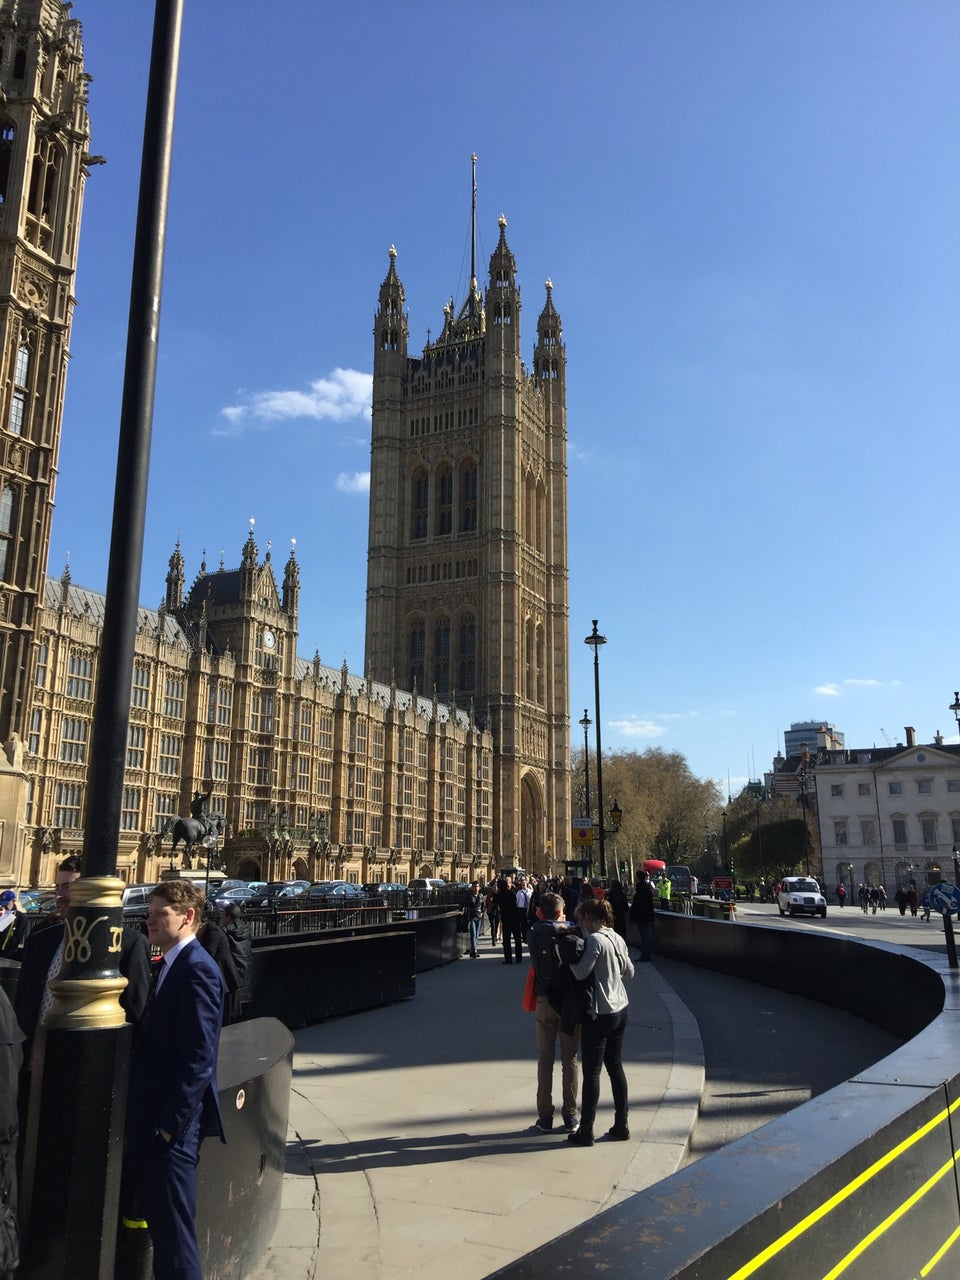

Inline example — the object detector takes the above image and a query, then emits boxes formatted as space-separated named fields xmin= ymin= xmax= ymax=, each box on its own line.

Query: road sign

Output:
xmin=929 ymin=882 xmax=960 ymax=915
xmin=571 ymin=818 xmax=594 ymax=847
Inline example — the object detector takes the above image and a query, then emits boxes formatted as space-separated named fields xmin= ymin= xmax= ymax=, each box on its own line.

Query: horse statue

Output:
xmin=163 ymin=810 xmax=225 ymax=870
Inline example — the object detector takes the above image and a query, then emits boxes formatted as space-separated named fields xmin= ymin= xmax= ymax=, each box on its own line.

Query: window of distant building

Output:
xmin=435 ymin=464 xmax=452 ymax=536
xmin=952 ymin=816 xmax=960 ymax=845
xmin=917 ymin=779 xmax=933 ymax=795
xmin=921 ymin=816 xmax=938 ymax=848
xmin=434 ymin=617 xmax=450 ymax=695
xmin=459 ymin=459 xmax=477 ymax=532
xmin=834 ymin=819 xmax=848 ymax=846
xmin=860 ymin=818 xmax=876 ymax=846
xmin=830 ymin=784 xmax=844 ymax=798
xmin=948 ymin=780 xmax=960 ymax=794
xmin=892 ymin=816 xmax=907 ymax=847
xmin=888 ymin=781 xmax=902 ymax=796
xmin=411 ymin=469 xmax=428 ymax=540
xmin=66 ymin=651 xmax=93 ymax=700
xmin=0 ymin=484 xmax=17 ymax=580
xmin=858 ymin=782 xmax=871 ymax=797
xmin=8 ymin=343 xmax=29 ymax=435
xmin=120 ymin=787 xmax=141 ymax=832
xmin=409 ymin=620 xmax=425 ymax=692
xmin=54 ymin=781 xmax=83 ymax=830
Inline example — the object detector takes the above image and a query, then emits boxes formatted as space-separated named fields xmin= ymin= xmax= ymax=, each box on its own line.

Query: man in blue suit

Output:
xmin=126 ymin=880 xmax=225 ymax=1280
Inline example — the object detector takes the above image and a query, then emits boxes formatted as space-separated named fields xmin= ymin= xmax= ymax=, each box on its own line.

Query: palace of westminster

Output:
xmin=0 ymin=3 xmax=572 ymax=893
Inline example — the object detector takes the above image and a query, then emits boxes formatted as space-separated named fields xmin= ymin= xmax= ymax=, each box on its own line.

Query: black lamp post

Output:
xmin=755 ymin=797 xmax=764 ymax=885
xmin=584 ymin=621 xmax=607 ymax=877
xmin=579 ymin=708 xmax=592 ymax=872
xmin=798 ymin=767 xmax=811 ymax=876
xmin=951 ymin=691 xmax=960 ymax=739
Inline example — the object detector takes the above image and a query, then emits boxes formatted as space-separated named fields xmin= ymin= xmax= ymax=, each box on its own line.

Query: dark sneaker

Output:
xmin=562 ymin=1114 xmax=579 ymax=1133
xmin=606 ymin=1124 xmax=630 ymax=1141
xmin=534 ymin=1117 xmax=554 ymax=1133
xmin=567 ymin=1129 xmax=594 ymax=1146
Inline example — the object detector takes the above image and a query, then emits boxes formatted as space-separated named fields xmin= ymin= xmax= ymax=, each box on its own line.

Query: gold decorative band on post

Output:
xmin=45 ymin=874 xmax=130 ymax=1029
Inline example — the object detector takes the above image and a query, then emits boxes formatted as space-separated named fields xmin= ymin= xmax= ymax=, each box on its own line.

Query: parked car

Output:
xmin=211 ymin=885 xmax=264 ymax=911
xmin=408 ymin=878 xmax=446 ymax=891
xmin=297 ymin=881 xmax=373 ymax=905
xmin=21 ymin=889 xmax=57 ymax=915
xmin=121 ymin=883 xmax=157 ymax=920
xmin=778 ymin=877 xmax=827 ymax=919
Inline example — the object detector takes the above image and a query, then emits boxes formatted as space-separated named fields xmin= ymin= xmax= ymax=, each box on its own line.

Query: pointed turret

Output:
xmin=374 ymin=245 xmax=408 ymax=357
xmin=282 ymin=539 xmax=300 ymax=615
xmin=165 ymin=539 xmax=185 ymax=610
xmin=534 ymin=278 xmax=565 ymax=387
xmin=240 ymin=521 xmax=258 ymax=602
xmin=486 ymin=214 xmax=520 ymax=354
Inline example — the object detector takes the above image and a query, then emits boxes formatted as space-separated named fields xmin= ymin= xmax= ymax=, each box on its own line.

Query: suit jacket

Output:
xmin=14 ymin=921 xmax=152 ymax=1052
xmin=126 ymin=938 xmax=225 ymax=1150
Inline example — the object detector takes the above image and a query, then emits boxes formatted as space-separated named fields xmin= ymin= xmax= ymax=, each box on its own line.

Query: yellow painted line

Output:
xmin=820 ymin=1148 xmax=958 ymax=1278
xmin=726 ymin=1097 xmax=960 ymax=1279
xmin=919 ymin=1222 xmax=960 ymax=1276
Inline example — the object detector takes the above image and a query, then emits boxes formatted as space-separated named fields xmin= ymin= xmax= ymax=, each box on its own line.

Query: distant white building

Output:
xmin=814 ymin=730 xmax=960 ymax=893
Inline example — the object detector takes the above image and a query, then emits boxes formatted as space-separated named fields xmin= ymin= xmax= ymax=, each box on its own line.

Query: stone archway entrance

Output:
xmin=520 ymin=773 xmax=544 ymax=875
xmin=235 ymin=857 xmax=262 ymax=880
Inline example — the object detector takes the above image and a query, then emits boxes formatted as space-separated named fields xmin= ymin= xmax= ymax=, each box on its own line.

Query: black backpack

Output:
xmin=532 ymin=926 xmax=583 ymax=991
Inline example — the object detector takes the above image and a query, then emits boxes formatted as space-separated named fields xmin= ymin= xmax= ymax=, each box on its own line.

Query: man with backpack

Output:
xmin=527 ymin=892 xmax=583 ymax=1134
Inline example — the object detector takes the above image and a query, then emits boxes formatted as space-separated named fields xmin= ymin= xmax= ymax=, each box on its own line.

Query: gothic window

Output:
xmin=120 ymin=787 xmax=142 ymax=832
xmin=66 ymin=651 xmax=93 ymax=700
xmin=8 ymin=344 xmax=29 ymax=435
xmin=126 ymin=724 xmax=146 ymax=770
xmin=409 ymin=619 xmax=425 ymax=692
xmin=0 ymin=123 xmax=14 ymax=205
xmin=536 ymin=624 xmax=545 ymax=705
xmin=434 ymin=616 xmax=450 ymax=695
xmin=411 ymin=468 xmax=428 ymax=539
xmin=53 ymin=781 xmax=83 ymax=829
xmin=435 ymin=464 xmax=452 ymax=535
xmin=163 ymin=675 xmax=185 ymax=718
xmin=0 ymin=485 xmax=16 ymax=581
xmin=536 ymin=481 xmax=545 ymax=553
xmin=130 ymin=664 xmax=151 ymax=709
xmin=59 ymin=716 xmax=88 ymax=764
xmin=459 ymin=459 xmax=477 ymax=532
xmin=458 ymin=614 xmax=476 ymax=693
xmin=525 ymin=619 xmax=534 ymax=701
xmin=28 ymin=136 xmax=60 ymax=222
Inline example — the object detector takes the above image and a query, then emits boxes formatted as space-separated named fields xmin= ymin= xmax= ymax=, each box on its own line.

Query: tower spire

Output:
xmin=470 ymin=152 xmax=478 ymax=299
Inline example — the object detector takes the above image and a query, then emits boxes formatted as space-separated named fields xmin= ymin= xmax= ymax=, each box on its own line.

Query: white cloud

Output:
xmin=336 ymin=471 xmax=370 ymax=494
xmin=816 ymin=683 xmax=840 ymax=696
xmin=609 ymin=717 xmax=667 ymax=738
xmin=220 ymin=368 xmax=373 ymax=429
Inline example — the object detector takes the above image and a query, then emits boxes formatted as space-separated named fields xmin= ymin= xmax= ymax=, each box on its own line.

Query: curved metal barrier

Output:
xmin=489 ymin=913 xmax=960 ymax=1280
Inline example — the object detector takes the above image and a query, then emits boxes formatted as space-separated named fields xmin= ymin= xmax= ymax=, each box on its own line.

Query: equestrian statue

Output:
xmin=162 ymin=788 xmax=225 ymax=870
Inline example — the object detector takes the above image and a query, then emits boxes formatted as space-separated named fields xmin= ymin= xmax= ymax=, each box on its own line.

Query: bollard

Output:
xmin=944 ymin=910 xmax=958 ymax=969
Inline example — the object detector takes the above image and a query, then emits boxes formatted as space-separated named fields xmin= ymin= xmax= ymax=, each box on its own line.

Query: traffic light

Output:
xmin=619 ymin=861 xmax=627 ymax=877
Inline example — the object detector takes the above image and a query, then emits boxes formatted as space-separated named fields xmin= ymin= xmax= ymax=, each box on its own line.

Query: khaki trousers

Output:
xmin=535 ymin=995 xmax=581 ymax=1120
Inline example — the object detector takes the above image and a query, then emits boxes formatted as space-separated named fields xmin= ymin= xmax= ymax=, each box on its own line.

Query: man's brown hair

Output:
xmin=149 ymin=880 xmax=206 ymax=918
xmin=541 ymin=892 xmax=563 ymax=920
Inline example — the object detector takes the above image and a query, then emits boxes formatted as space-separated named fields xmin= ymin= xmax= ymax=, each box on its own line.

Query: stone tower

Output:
xmin=365 ymin=182 xmax=570 ymax=874
xmin=0 ymin=1 xmax=91 ymax=882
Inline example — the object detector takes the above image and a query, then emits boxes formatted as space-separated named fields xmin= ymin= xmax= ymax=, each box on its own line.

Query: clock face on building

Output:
xmin=263 ymin=629 xmax=276 ymax=650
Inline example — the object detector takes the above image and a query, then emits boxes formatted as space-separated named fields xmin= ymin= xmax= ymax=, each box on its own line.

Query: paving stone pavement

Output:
xmin=246 ymin=938 xmax=703 ymax=1280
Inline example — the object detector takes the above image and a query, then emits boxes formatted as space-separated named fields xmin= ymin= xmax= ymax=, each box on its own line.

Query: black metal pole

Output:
xmin=84 ymin=0 xmax=183 ymax=871
xmin=588 ymin=622 xmax=607 ymax=879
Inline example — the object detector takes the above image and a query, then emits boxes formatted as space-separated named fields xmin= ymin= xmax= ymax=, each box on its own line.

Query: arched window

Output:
xmin=409 ymin=620 xmax=425 ymax=692
xmin=536 ymin=480 xmax=545 ymax=553
xmin=435 ymin=464 xmax=452 ymax=535
xmin=411 ymin=469 xmax=428 ymax=540
xmin=433 ymin=617 xmax=451 ymax=695
xmin=0 ymin=485 xmax=17 ymax=581
xmin=0 ymin=122 xmax=14 ymax=205
xmin=536 ymin=624 xmax=545 ymax=705
xmin=458 ymin=614 xmax=476 ymax=693
xmin=525 ymin=618 xmax=534 ymax=701
xmin=8 ymin=342 xmax=30 ymax=435
xmin=459 ymin=459 xmax=477 ymax=532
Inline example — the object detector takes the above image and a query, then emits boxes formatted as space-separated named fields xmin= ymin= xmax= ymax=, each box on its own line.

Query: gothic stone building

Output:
xmin=365 ymin=222 xmax=571 ymax=874
xmin=0 ymin=1 xmax=93 ymax=884
xmin=21 ymin=532 xmax=493 ymax=889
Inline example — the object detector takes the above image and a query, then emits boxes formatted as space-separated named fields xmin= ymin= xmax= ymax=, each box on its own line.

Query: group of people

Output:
xmin=462 ymin=870 xmax=664 ymax=1146
xmin=0 ymin=857 xmax=257 ymax=1279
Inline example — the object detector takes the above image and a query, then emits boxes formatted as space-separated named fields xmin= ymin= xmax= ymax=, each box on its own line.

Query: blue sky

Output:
xmin=53 ymin=1 xmax=960 ymax=797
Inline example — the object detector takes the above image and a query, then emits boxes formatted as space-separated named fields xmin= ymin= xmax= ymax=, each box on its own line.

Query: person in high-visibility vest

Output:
xmin=656 ymin=875 xmax=671 ymax=906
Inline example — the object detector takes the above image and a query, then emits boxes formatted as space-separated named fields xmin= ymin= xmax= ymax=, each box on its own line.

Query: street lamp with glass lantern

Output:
xmin=584 ymin=621 xmax=608 ymax=877
xmin=798 ymin=767 xmax=811 ymax=876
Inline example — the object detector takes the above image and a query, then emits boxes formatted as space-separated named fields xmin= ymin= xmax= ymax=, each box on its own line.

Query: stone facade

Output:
xmin=0 ymin=1 xmax=93 ymax=882
xmin=365 ymin=218 xmax=571 ymax=875
xmin=20 ymin=537 xmax=493 ymax=889
xmin=814 ymin=742 xmax=960 ymax=895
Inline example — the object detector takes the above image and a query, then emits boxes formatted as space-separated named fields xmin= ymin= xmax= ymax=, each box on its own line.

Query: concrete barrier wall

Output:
xmin=489 ymin=914 xmax=960 ymax=1280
